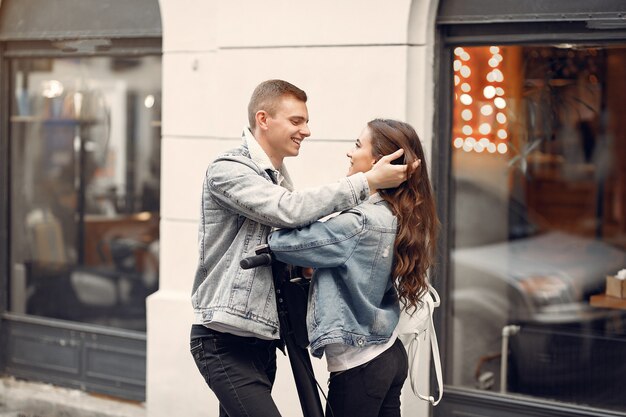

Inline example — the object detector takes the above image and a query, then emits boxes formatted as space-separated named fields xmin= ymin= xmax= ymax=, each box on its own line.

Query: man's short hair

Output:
xmin=248 ymin=79 xmax=308 ymax=129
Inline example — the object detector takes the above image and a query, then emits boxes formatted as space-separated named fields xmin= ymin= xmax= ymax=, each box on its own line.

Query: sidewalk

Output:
xmin=0 ymin=377 xmax=146 ymax=417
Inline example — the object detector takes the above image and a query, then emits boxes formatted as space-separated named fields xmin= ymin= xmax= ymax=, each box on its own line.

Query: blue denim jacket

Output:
xmin=191 ymin=131 xmax=370 ymax=340
xmin=268 ymin=194 xmax=400 ymax=357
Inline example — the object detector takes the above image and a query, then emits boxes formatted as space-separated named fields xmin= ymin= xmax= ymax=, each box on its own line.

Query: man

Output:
xmin=190 ymin=79 xmax=413 ymax=417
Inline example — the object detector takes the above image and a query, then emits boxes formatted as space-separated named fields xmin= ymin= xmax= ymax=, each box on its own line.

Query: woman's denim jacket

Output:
xmin=191 ymin=132 xmax=370 ymax=340
xmin=268 ymin=194 xmax=400 ymax=358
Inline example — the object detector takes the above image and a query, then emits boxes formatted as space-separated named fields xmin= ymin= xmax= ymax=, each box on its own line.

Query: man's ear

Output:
xmin=256 ymin=110 xmax=269 ymax=130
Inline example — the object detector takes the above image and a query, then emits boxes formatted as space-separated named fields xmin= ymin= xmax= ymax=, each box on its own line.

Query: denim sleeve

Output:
xmin=207 ymin=155 xmax=370 ymax=229
xmin=268 ymin=211 xmax=364 ymax=268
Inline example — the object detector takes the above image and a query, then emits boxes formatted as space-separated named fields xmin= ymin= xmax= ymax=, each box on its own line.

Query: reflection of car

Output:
xmin=454 ymin=231 xmax=624 ymax=325
xmin=451 ymin=179 xmax=626 ymax=407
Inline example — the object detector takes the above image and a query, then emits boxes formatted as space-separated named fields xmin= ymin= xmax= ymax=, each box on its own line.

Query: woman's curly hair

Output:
xmin=368 ymin=119 xmax=439 ymax=312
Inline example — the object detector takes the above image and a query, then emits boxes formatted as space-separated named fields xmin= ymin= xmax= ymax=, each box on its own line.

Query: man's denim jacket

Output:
xmin=268 ymin=193 xmax=400 ymax=357
xmin=191 ymin=132 xmax=370 ymax=340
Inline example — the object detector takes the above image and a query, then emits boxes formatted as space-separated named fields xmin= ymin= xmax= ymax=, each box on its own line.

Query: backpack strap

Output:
xmin=405 ymin=285 xmax=443 ymax=405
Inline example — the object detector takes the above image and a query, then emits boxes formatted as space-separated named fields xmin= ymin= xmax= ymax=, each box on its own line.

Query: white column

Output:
xmin=148 ymin=1 xmax=439 ymax=416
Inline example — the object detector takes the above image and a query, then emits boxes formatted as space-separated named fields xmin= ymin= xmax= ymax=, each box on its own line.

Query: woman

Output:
xmin=268 ymin=119 xmax=438 ymax=417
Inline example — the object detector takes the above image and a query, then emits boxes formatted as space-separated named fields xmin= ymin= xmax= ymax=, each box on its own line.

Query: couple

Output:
xmin=190 ymin=79 xmax=438 ymax=417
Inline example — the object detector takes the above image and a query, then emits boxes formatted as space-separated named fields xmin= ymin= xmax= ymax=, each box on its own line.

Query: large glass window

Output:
xmin=9 ymin=56 xmax=161 ymax=331
xmin=449 ymin=44 xmax=626 ymax=411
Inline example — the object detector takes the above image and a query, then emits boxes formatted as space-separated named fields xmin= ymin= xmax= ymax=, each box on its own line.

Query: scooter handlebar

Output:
xmin=240 ymin=253 xmax=273 ymax=269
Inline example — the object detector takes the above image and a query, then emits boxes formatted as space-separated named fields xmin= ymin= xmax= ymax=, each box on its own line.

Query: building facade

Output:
xmin=1 ymin=1 xmax=626 ymax=417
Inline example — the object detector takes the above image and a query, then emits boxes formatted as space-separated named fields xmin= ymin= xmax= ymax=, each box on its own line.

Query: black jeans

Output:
xmin=190 ymin=325 xmax=282 ymax=417
xmin=326 ymin=338 xmax=408 ymax=417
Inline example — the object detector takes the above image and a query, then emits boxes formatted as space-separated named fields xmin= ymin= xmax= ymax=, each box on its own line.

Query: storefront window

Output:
xmin=450 ymin=44 xmax=626 ymax=411
xmin=9 ymin=56 xmax=161 ymax=332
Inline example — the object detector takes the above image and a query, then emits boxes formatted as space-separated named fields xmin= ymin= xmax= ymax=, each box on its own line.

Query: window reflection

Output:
xmin=10 ymin=57 xmax=161 ymax=332
xmin=450 ymin=45 xmax=626 ymax=411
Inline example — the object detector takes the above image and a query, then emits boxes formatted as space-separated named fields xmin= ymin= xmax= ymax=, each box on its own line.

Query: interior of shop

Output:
xmin=8 ymin=56 xmax=162 ymax=332
xmin=449 ymin=44 xmax=626 ymax=411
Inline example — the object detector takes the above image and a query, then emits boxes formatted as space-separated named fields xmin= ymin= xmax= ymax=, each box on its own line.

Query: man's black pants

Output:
xmin=190 ymin=325 xmax=282 ymax=417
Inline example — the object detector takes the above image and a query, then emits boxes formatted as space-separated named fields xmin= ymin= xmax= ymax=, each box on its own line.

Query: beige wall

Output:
xmin=148 ymin=1 xmax=439 ymax=415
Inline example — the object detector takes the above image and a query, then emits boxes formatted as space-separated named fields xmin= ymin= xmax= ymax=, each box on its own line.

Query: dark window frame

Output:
xmin=433 ymin=17 xmax=626 ymax=417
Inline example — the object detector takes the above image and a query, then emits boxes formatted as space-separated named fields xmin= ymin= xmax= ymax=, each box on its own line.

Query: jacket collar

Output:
xmin=367 ymin=192 xmax=385 ymax=204
xmin=242 ymin=128 xmax=294 ymax=190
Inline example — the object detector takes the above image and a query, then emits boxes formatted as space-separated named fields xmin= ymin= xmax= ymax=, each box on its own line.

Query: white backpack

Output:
xmin=396 ymin=284 xmax=443 ymax=406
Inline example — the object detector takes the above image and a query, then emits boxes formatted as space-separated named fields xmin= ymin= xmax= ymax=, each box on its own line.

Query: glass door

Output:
xmin=446 ymin=43 xmax=626 ymax=412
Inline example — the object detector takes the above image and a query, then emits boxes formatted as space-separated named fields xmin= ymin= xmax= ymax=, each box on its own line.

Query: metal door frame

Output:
xmin=433 ymin=2 xmax=626 ymax=416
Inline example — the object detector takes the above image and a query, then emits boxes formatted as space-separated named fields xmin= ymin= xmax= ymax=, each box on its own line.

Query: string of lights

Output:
xmin=453 ymin=46 xmax=509 ymax=154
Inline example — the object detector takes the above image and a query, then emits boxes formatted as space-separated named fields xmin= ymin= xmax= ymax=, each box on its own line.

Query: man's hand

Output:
xmin=365 ymin=149 xmax=421 ymax=190
xmin=302 ymin=267 xmax=315 ymax=279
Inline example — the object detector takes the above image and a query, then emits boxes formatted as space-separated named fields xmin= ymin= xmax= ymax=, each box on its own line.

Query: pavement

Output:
xmin=0 ymin=377 xmax=145 ymax=417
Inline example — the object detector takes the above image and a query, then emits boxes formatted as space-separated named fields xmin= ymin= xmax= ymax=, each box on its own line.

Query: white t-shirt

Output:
xmin=325 ymin=332 xmax=398 ymax=372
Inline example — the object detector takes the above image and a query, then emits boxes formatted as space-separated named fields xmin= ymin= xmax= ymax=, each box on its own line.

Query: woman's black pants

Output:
xmin=326 ymin=338 xmax=409 ymax=417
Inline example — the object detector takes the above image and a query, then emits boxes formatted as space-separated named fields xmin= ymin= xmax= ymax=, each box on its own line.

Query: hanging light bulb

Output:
xmin=481 ymin=104 xmax=494 ymax=116
xmin=479 ymin=138 xmax=491 ymax=147
xmin=483 ymin=86 xmax=496 ymax=99
xmin=492 ymin=69 xmax=504 ymax=82
xmin=460 ymin=94 xmax=473 ymax=105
